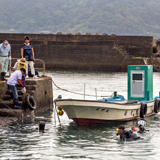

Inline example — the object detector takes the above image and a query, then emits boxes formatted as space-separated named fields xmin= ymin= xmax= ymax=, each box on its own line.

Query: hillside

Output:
xmin=0 ymin=0 xmax=160 ymax=38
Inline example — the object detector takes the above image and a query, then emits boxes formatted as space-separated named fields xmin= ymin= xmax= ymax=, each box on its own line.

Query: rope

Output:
xmin=52 ymin=79 xmax=111 ymax=98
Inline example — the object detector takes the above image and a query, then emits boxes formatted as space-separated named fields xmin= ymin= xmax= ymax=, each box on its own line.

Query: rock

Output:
xmin=152 ymin=39 xmax=158 ymax=53
xmin=67 ymin=33 xmax=72 ymax=35
xmin=86 ymin=33 xmax=91 ymax=35
xmin=102 ymin=33 xmax=108 ymax=36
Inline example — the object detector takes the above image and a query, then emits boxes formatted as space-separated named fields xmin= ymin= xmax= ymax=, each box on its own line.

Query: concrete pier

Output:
xmin=0 ymin=76 xmax=53 ymax=126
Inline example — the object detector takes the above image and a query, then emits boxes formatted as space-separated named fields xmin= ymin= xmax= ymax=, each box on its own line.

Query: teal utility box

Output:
xmin=128 ymin=65 xmax=153 ymax=101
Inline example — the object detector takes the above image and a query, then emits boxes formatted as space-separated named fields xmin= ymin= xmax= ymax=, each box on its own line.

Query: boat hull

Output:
xmin=56 ymin=99 xmax=156 ymax=126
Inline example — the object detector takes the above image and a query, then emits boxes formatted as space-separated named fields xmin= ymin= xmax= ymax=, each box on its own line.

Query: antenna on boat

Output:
xmin=95 ymin=88 xmax=97 ymax=100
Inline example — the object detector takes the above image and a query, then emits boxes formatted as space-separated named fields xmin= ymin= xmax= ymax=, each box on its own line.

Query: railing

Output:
xmin=8 ymin=58 xmax=45 ymax=76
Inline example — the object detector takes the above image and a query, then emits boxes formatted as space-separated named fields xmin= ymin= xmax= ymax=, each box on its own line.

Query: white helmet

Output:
xmin=138 ymin=120 xmax=146 ymax=128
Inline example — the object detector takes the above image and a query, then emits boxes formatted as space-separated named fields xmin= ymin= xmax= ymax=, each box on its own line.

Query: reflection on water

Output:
xmin=1 ymin=71 xmax=160 ymax=160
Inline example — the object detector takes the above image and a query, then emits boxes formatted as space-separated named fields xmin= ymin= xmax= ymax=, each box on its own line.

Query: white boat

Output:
xmin=55 ymin=65 xmax=160 ymax=126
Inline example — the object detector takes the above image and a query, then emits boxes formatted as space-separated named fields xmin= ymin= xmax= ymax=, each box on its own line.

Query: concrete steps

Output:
xmin=0 ymin=108 xmax=23 ymax=117
xmin=0 ymin=79 xmax=38 ymax=109
xmin=0 ymin=100 xmax=23 ymax=109
xmin=6 ymin=90 xmax=35 ymax=96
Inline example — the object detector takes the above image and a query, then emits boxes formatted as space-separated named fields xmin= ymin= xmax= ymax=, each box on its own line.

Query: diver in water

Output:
xmin=35 ymin=121 xmax=46 ymax=133
xmin=116 ymin=125 xmax=140 ymax=141
xmin=137 ymin=120 xmax=149 ymax=133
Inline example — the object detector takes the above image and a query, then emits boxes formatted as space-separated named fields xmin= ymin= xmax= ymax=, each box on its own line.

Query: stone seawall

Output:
xmin=0 ymin=33 xmax=153 ymax=71
xmin=0 ymin=76 xmax=53 ymax=126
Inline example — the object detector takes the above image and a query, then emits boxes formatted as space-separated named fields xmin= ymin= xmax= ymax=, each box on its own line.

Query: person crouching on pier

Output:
xmin=21 ymin=36 xmax=38 ymax=79
xmin=0 ymin=40 xmax=11 ymax=81
xmin=7 ymin=68 xmax=26 ymax=109
xmin=12 ymin=58 xmax=28 ymax=93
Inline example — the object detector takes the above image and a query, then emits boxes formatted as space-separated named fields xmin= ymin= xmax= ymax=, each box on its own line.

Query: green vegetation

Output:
xmin=0 ymin=0 xmax=160 ymax=38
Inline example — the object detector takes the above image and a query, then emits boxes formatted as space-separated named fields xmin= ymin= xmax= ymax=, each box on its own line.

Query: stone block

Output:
xmin=94 ymin=33 xmax=100 ymax=35
xmin=57 ymin=32 xmax=63 ymax=35
xmin=75 ymin=32 xmax=81 ymax=35
xmin=86 ymin=33 xmax=91 ymax=35
xmin=102 ymin=33 xmax=108 ymax=36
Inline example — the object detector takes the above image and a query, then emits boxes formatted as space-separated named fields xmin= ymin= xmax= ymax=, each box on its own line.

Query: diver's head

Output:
xmin=138 ymin=120 xmax=146 ymax=131
xmin=39 ymin=121 xmax=45 ymax=132
xmin=117 ymin=125 xmax=125 ymax=135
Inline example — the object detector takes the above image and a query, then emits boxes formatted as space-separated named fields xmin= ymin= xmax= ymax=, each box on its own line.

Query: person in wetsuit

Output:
xmin=117 ymin=125 xmax=140 ymax=141
xmin=137 ymin=120 xmax=149 ymax=133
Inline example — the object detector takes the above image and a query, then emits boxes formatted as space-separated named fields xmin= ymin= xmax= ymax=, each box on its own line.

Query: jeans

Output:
xmin=8 ymin=85 xmax=18 ymax=100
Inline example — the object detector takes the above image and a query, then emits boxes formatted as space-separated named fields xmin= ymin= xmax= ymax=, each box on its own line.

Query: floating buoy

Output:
xmin=140 ymin=103 xmax=147 ymax=118
xmin=58 ymin=110 xmax=64 ymax=116
xmin=57 ymin=106 xmax=62 ymax=110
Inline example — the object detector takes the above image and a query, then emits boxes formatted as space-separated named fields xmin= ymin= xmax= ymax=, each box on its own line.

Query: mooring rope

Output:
xmin=52 ymin=79 xmax=111 ymax=98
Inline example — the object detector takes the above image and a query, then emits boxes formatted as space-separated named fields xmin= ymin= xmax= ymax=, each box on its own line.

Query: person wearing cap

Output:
xmin=116 ymin=125 xmax=140 ymax=141
xmin=0 ymin=40 xmax=11 ymax=80
xmin=21 ymin=36 xmax=38 ymax=79
xmin=7 ymin=68 xmax=26 ymax=109
xmin=12 ymin=58 xmax=28 ymax=93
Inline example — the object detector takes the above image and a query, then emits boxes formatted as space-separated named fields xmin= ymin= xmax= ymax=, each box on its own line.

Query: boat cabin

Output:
xmin=128 ymin=65 xmax=153 ymax=101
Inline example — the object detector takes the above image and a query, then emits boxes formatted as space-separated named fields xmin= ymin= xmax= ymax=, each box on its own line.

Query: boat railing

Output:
xmin=8 ymin=58 xmax=45 ymax=76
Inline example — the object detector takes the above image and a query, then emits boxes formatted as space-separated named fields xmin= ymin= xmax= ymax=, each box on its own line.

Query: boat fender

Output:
xmin=57 ymin=106 xmax=62 ymax=110
xmin=154 ymin=99 xmax=160 ymax=113
xmin=26 ymin=95 xmax=37 ymax=110
xmin=22 ymin=93 xmax=28 ymax=109
xmin=140 ymin=103 xmax=147 ymax=118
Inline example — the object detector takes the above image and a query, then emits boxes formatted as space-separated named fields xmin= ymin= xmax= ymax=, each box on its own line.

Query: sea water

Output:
xmin=0 ymin=71 xmax=160 ymax=160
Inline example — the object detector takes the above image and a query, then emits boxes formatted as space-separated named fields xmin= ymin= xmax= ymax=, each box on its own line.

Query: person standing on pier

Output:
xmin=21 ymin=36 xmax=38 ymax=79
xmin=7 ymin=68 xmax=26 ymax=109
xmin=0 ymin=40 xmax=11 ymax=81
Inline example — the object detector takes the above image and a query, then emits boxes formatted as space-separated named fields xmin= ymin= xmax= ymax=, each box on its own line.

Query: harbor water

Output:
xmin=1 ymin=71 xmax=160 ymax=160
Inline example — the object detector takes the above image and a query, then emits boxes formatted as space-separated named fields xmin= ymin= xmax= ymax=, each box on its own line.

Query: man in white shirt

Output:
xmin=0 ymin=40 xmax=11 ymax=80
xmin=12 ymin=58 xmax=28 ymax=90
xmin=7 ymin=68 xmax=26 ymax=109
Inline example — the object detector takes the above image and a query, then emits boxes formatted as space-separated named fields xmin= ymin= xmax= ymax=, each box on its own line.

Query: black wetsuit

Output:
xmin=137 ymin=129 xmax=149 ymax=133
xmin=120 ymin=130 xmax=140 ymax=141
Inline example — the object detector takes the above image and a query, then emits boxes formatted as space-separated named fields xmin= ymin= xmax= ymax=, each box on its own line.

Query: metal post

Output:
xmin=84 ymin=83 xmax=85 ymax=100
xmin=95 ymin=88 xmax=97 ymax=100
xmin=147 ymin=91 xmax=150 ymax=101
xmin=9 ymin=59 xmax=11 ymax=76
xmin=43 ymin=62 xmax=45 ymax=75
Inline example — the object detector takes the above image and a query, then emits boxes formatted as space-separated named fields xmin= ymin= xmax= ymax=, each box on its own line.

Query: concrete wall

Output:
xmin=0 ymin=33 xmax=153 ymax=71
